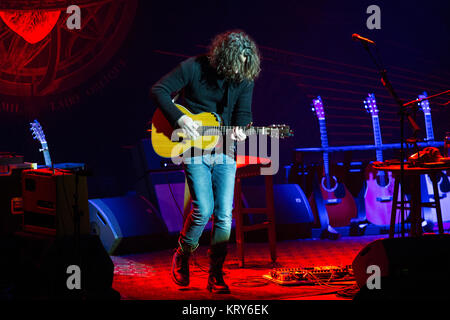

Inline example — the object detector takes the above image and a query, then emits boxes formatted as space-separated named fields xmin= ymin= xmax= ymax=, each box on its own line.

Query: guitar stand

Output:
xmin=320 ymin=225 xmax=341 ymax=240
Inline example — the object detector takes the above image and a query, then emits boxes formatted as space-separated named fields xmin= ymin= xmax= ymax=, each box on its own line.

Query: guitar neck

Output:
xmin=424 ymin=113 xmax=435 ymax=141
xmin=40 ymin=142 xmax=52 ymax=167
xmin=371 ymin=115 xmax=384 ymax=162
xmin=318 ymin=119 xmax=330 ymax=176
xmin=199 ymin=126 xmax=271 ymax=136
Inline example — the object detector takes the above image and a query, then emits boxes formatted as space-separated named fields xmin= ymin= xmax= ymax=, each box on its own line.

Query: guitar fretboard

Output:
xmin=40 ymin=142 xmax=52 ymax=167
xmin=318 ymin=119 xmax=330 ymax=176
xmin=198 ymin=126 xmax=275 ymax=136
xmin=424 ymin=113 xmax=435 ymax=141
xmin=371 ymin=115 xmax=384 ymax=162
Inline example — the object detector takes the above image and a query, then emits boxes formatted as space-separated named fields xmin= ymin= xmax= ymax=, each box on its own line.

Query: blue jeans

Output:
xmin=180 ymin=151 xmax=236 ymax=248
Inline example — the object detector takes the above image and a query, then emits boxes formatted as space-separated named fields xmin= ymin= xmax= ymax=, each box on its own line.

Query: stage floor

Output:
xmin=111 ymin=234 xmax=390 ymax=300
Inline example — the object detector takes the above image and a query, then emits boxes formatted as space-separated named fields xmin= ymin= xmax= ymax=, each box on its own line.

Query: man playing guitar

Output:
xmin=151 ymin=30 xmax=261 ymax=293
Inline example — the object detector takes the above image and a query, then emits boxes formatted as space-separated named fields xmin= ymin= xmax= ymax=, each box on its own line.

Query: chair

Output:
xmin=233 ymin=155 xmax=277 ymax=267
xmin=380 ymin=166 xmax=447 ymax=238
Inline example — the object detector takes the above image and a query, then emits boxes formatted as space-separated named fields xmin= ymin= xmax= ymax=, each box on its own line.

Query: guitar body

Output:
xmin=364 ymin=163 xmax=400 ymax=226
xmin=318 ymin=170 xmax=357 ymax=228
xmin=308 ymin=161 xmax=358 ymax=228
xmin=151 ymin=104 xmax=221 ymax=158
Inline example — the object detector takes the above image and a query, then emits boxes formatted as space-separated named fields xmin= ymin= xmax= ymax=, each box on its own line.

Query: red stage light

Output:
xmin=0 ymin=10 xmax=61 ymax=44
xmin=0 ymin=0 xmax=138 ymax=109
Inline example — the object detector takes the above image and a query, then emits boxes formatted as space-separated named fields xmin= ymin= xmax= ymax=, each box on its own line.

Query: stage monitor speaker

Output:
xmin=131 ymin=138 xmax=178 ymax=203
xmin=131 ymin=138 xmax=166 ymax=173
xmin=89 ymin=193 xmax=169 ymax=255
xmin=148 ymin=170 xmax=187 ymax=234
xmin=134 ymin=169 xmax=213 ymax=235
xmin=242 ymin=184 xmax=314 ymax=240
xmin=0 ymin=233 xmax=119 ymax=300
xmin=352 ymin=234 xmax=450 ymax=299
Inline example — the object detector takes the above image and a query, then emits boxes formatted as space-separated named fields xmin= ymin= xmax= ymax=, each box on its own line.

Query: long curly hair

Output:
xmin=208 ymin=30 xmax=261 ymax=83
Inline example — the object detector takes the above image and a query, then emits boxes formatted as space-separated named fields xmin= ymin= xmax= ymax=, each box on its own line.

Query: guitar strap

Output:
xmin=224 ymin=80 xmax=231 ymax=127
xmin=223 ymin=80 xmax=237 ymax=158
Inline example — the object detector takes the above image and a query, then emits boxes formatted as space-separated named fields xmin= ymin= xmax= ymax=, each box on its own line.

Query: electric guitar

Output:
xmin=418 ymin=92 xmax=450 ymax=222
xmin=363 ymin=93 xmax=400 ymax=226
xmin=150 ymin=104 xmax=293 ymax=158
xmin=310 ymin=96 xmax=357 ymax=228
xmin=30 ymin=119 xmax=52 ymax=167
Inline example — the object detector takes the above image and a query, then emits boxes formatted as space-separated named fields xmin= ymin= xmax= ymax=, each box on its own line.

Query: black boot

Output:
xmin=207 ymin=243 xmax=230 ymax=294
xmin=171 ymin=242 xmax=194 ymax=287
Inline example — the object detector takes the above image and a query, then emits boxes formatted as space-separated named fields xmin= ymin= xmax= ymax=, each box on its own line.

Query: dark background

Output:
xmin=1 ymin=0 xmax=449 ymax=199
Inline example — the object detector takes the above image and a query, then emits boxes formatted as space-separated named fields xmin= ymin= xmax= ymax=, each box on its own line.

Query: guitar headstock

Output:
xmin=364 ymin=93 xmax=379 ymax=116
xmin=30 ymin=120 xmax=47 ymax=145
xmin=418 ymin=91 xmax=431 ymax=115
xmin=311 ymin=96 xmax=325 ymax=120
xmin=267 ymin=124 xmax=294 ymax=139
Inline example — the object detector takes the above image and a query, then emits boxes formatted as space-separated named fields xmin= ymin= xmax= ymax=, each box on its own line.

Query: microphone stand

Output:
xmin=358 ymin=40 xmax=421 ymax=237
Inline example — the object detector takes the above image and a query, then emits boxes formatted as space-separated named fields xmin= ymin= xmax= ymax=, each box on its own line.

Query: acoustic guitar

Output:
xmin=150 ymin=104 xmax=293 ymax=158
xmin=418 ymin=92 xmax=450 ymax=222
xmin=363 ymin=93 xmax=400 ymax=226
xmin=310 ymin=96 xmax=357 ymax=228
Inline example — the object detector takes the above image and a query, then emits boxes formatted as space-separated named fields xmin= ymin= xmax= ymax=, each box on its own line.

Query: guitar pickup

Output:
xmin=376 ymin=196 xmax=393 ymax=202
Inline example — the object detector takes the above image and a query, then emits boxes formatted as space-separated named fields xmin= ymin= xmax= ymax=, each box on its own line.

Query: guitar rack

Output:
xmin=288 ymin=141 xmax=446 ymax=237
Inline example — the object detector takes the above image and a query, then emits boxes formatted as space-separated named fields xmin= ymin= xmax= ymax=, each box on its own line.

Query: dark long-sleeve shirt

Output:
xmin=151 ymin=55 xmax=254 ymax=129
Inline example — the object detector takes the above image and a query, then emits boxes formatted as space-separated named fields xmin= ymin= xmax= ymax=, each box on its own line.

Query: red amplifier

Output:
xmin=22 ymin=168 xmax=90 ymax=236
xmin=0 ymin=161 xmax=35 ymax=236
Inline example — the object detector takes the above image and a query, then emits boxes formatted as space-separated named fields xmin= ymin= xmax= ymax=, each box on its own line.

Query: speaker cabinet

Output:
xmin=133 ymin=168 xmax=213 ymax=235
xmin=22 ymin=168 xmax=90 ymax=237
xmin=0 ymin=164 xmax=32 ymax=236
xmin=89 ymin=194 xmax=169 ymax=255
xmin=0 ymin=233 xmax=119 ymax=299
xmin=352 ymin=234 xmax=450 ymax=299
xmin=147 ymin=170 xmax=187 ymax=234
xmin=242 ymin=184 xmax=315 ymax=240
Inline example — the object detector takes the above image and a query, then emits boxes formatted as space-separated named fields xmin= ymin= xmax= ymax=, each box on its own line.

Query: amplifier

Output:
xmin=0 ymin=162 xmax=36 ymax=236
xmin=22 ymin=168 xmax=90 ymax=237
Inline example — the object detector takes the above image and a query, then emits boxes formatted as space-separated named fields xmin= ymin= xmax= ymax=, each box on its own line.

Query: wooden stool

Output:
xmin=233 ymin=155 xmax=277 ymax=267
xmin=374 ymin=164 xmax=448 ymax=238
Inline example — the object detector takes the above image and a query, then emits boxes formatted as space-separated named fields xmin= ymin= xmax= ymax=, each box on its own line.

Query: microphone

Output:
xmin=352 ymin=33 xmax=376 ymax=45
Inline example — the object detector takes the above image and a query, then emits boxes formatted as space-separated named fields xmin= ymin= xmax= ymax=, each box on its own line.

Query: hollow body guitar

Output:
xmin=418 ymin=92 xmax=450 ymax=222
xmin=363 ymin=94 xmax=401 ymax=226
xmin=309 ymin=96 xmax=357 ymax=228
xmin=151 ymin=104 xmax=292 ymax=158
